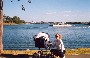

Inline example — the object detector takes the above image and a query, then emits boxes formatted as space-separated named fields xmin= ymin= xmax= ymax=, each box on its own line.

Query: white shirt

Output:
xmin=54 ymin=39 xmax=65 ymax=52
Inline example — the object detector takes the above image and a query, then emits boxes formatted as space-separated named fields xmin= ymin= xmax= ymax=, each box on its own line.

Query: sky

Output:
xmin=3 ymin=0 xmax=90 ymax=22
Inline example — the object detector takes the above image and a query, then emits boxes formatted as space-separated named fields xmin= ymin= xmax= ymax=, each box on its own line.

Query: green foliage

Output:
xmin=3 ymin=15 xmax=25 ymax=24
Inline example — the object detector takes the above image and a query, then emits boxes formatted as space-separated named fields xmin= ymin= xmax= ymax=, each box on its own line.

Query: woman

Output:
xmin=52 ymin=33 xmax=65 ymax=58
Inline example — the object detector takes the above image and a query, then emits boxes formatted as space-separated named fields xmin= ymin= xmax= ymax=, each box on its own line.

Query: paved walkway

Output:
xmin=0 ymin=54 xmax=90 ymax=58
xmin=66 ymin=54 xmax=90 ymax=58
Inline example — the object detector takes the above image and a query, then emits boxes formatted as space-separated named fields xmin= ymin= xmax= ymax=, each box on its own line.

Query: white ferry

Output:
xmin=49 ymin=23 xmax=72 ymax=27
xmin=88 ymin=26 xmax=90 ymax=28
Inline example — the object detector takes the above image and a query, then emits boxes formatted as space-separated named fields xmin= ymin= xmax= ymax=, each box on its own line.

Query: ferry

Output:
xmin=89 ymin=26 xmax=90 ymax=28
xmin=49 ymin=23 xmax=72 ymax=27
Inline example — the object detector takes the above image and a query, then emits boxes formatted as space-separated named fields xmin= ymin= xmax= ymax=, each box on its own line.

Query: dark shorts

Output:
xmin=58 ymin=50 xmax=66 ymax=57
xmin=50 ymin=49 xmax=66 ymax=57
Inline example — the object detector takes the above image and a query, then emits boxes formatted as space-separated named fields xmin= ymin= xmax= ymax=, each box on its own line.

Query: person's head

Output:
xmin=55 ymin=33 xmax=62 ymax=40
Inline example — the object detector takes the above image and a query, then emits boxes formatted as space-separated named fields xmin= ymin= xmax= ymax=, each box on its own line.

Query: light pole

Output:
xmin=0 ymin=0 xmax=3 ymax=54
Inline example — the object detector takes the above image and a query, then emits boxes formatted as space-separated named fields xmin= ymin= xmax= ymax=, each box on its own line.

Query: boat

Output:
xmin=49 ymin=23 xmax=72 ymax=27
xmin=89 ymin=26 xmax=90 ymax=28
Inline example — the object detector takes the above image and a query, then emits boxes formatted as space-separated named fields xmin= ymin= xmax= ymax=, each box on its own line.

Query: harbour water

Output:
xmin=3 ymin=24 xmax=90 ymax=50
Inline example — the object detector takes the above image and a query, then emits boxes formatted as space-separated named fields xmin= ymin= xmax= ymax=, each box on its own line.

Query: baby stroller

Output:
xmin=33 ymin=32 xmax=53 ymax=58
xmin=33 ymin=32 xmax=51 ymax=49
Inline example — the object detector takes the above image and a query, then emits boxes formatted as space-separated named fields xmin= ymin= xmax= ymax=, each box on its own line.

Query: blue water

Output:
xmin=3 ymin=24 xmax=90 ymax=50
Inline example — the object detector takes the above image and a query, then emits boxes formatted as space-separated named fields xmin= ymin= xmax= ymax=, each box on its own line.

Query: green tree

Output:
xmin=3 ymin=15 xmax=25 ymax=24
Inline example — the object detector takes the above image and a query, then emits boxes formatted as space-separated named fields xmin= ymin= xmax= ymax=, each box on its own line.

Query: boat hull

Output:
xmin=50 ymin=24 xmax=72 ymax=27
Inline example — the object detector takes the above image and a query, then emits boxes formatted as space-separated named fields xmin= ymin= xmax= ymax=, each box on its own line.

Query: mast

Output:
xmin=0 ymin=0 xmax=3 ymax=54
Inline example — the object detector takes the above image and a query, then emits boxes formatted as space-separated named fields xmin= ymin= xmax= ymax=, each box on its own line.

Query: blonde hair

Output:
xmin=55 ymin=33 xmax=62 ymax=39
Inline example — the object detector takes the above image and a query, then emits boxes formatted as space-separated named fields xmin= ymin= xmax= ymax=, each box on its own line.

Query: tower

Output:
xmin=0 ymin=0 xmax=3 ymax=54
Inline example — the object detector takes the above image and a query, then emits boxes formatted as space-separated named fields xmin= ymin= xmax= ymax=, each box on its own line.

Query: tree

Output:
xmin=3 ymin=15 xmax=25 ymax=24
xmin=0 ymin=0 xmax=31 ymax=53
xmin=0 ymin=0 xmax=3 ymax=54
xmin=10 ymin=0 xmax=31 ymax=11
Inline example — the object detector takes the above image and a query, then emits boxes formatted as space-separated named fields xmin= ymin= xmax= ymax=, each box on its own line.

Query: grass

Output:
xmin=66 ymin=48 xmax=90 ymax=55
xmin=1 ymin=48 xmax=90 ymax=55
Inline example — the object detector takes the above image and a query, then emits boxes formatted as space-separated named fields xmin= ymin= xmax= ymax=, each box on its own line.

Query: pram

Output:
xmin=33 ymin=32 xmax=53 ymax=58
xmin=33 ymin=32 xmax=51 ymax=49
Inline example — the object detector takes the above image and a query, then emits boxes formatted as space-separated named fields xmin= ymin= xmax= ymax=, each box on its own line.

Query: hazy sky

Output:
xmin=3 ymin=0 xmax=90 ymax=22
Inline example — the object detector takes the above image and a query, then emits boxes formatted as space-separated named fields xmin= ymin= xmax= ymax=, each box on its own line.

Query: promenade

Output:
xmin=0 ymin=48 xmax=90 ymax=58
xmin=66 ymin=55 xmax=90 ymax=58
xmin=0 ymin=54 xmax=90 ymax=58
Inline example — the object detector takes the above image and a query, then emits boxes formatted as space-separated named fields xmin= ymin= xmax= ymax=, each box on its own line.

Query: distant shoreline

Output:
xmin=3 ymin=23 xmax=18 ymax=25
xmin=3 ymin=23 xmax=25 ymax=25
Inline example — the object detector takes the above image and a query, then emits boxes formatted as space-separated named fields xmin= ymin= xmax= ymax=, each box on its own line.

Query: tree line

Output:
xmin=3 ymin=15 xmax=25 ymax=24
